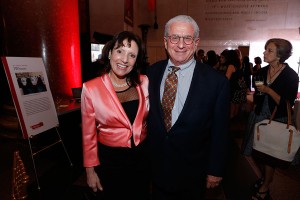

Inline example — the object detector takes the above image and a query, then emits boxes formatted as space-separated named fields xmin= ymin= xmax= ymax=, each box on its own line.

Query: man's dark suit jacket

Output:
xmin=147 ymin=60 xmax=231 ymax=193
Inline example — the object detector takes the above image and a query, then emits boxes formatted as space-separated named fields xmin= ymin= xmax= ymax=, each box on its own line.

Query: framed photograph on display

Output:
xmin=124 ymin=0 xmax=133 ymax=26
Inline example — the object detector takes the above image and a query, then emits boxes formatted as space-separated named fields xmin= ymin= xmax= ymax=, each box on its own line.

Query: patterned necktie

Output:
xmin=161 ymin=66 xmax=180 ymax=131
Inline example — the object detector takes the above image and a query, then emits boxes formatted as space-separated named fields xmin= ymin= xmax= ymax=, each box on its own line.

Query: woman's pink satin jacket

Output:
xmin=81 ymin=74 xmax=149 ymax=167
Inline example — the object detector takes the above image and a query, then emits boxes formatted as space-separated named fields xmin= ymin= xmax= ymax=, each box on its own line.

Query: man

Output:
xmin=147 ymin=15 xmax=230 ymax=200
xmin=196 ymin=48 xmax=205 ymax=63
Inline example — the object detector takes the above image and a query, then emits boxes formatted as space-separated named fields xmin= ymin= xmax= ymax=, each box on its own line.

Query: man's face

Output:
xmin=164 ymin=21 xmax=199 ymax=66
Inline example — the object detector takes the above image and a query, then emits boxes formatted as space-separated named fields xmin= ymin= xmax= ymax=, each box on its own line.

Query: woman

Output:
xmin=218 ymin=49 xmax=229 ymax=75
xmin=243 ymin=38 xmax=298 ymax=200
xmin=241 ymin=55 xmax=253 ymax=92
xmin=252 ymin=56 xmax=263 ymax=90
xmin=81 ymin=31 xmax=150 ymax=200
xmin=222 ymin=49 xmax=247 ymax=119
xmin=253 ymin=56 xmax=262 ymax=77
xmin=206 ymin=50 xmax=219 ymax=69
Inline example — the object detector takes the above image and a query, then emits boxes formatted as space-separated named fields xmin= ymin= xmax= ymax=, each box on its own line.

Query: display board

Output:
xmin=1 ymin=57 xmax=59 ymax=138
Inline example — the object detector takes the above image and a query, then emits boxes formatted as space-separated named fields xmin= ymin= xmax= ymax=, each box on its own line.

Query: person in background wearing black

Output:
xmin=195 ymin=48 xmax=205 ymax=63
xmin=253 ymin=56 xmax=262 ymax=77
xmin=242 ymin=55 xmax=253 ymax=93
xmin=206 ymin=50 xmax=219 ymax=70
xmin=252 ymin=56 xmax=262 ymax=88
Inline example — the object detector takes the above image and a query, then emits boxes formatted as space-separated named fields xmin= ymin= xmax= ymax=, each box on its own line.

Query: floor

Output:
xmin=1 ymin=93 xmax=300 ymax=200
xmin=221 ymin=95 xmax=300 ymax=200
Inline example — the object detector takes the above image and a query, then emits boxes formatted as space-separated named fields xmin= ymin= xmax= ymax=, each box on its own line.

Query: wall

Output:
xmin=89 ymin=0 xmax=300 ymax=74
xmin=146 ymin=0 xmax=300 ymax=64
xmin=89 ymin=0 xmax=124 ymax=42
xmin=0 ymin=0 xmax=82 ymax=98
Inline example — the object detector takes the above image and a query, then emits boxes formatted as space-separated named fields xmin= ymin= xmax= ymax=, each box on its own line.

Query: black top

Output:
xmin=255 ymin=64 xmax=299 ymax=118
xmin=121 ymin=100 xmax=139 ymax=124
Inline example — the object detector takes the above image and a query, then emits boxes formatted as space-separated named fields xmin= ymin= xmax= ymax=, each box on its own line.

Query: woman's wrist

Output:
xmin=265 ymin=86 xmax=271 ymax=95
xmin=86 ymin=167 xmax=95 ymax=174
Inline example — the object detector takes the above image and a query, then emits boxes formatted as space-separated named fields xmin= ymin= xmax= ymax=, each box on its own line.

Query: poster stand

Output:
xmin=1 ymin=56 xmax=74 ymax=193
xmin=27 ymin=126 xmax=73 ymax=190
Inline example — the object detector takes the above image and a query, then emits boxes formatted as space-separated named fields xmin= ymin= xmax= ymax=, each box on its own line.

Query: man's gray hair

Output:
xmin=164 ymin=15 xmax=200 ymax=38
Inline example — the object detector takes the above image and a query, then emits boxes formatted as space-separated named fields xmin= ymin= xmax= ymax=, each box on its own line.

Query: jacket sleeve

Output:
xmin=81 ymin=83 xmax=100 ymax=167
xmin=208 ymin=76 xmax=231 ymax=177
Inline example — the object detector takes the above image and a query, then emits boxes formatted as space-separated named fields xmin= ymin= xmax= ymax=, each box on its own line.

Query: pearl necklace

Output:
xmin=109 ymin=72 xmax=128 ymax=87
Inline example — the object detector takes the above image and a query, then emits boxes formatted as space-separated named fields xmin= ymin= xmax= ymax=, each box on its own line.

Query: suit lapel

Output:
xmin=152 ymin=62 xmax=168 ymax=128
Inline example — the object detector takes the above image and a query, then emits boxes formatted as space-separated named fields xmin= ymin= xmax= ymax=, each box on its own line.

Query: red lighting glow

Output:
xmin=49 ymin=0 xmax=82 ymax=97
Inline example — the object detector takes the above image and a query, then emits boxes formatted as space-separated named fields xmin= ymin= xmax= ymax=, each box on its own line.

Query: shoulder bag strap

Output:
xmin=268 ymin=106 xmax=277 ymax=124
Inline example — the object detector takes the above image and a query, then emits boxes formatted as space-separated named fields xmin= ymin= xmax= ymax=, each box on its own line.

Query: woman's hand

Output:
xmin=206 ymin=175 xmax=222 ymax=189
xmin=256 ymin=84 xmax=268 ymax=94
xmin=256 ymin=84 xmax=281 ymax=104
xmin=86 ymin=167 xmax=103 ymax=192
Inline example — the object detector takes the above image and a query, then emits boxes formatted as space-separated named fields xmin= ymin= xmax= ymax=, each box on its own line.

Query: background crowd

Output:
xmin=195 ymin=48 xmax=259 ymax=119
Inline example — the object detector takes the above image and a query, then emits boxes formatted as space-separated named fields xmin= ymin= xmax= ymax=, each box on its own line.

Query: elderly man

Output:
xmin=147 ymin=15 xmax=230 ymax=200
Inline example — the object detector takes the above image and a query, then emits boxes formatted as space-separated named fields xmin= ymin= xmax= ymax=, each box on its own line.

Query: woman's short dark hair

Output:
xmin=242 ymin=56 xmax=250 ymax=63
xmin=254 ymin=57 xmax=262 ymax=65
xmin=100 ymin=31 xmax=143 ymax=86
xmin=265 ymin=38 xmax=292 ymax=63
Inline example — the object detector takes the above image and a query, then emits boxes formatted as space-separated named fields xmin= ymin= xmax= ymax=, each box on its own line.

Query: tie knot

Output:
xmin=171 ymin=66 xmax=180 ymax=73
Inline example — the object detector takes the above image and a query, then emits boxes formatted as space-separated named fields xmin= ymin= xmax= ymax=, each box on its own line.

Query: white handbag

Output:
xmin=253 ymin=101 xmax=300 ymax=162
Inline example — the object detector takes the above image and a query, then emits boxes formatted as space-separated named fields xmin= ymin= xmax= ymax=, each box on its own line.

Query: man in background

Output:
xmin=196 ymin=48 xmax=206 ymax=63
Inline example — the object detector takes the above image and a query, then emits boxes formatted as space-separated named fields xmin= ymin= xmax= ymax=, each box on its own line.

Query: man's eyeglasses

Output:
xmin=166 ymin=35 xmax=195 ymax=45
